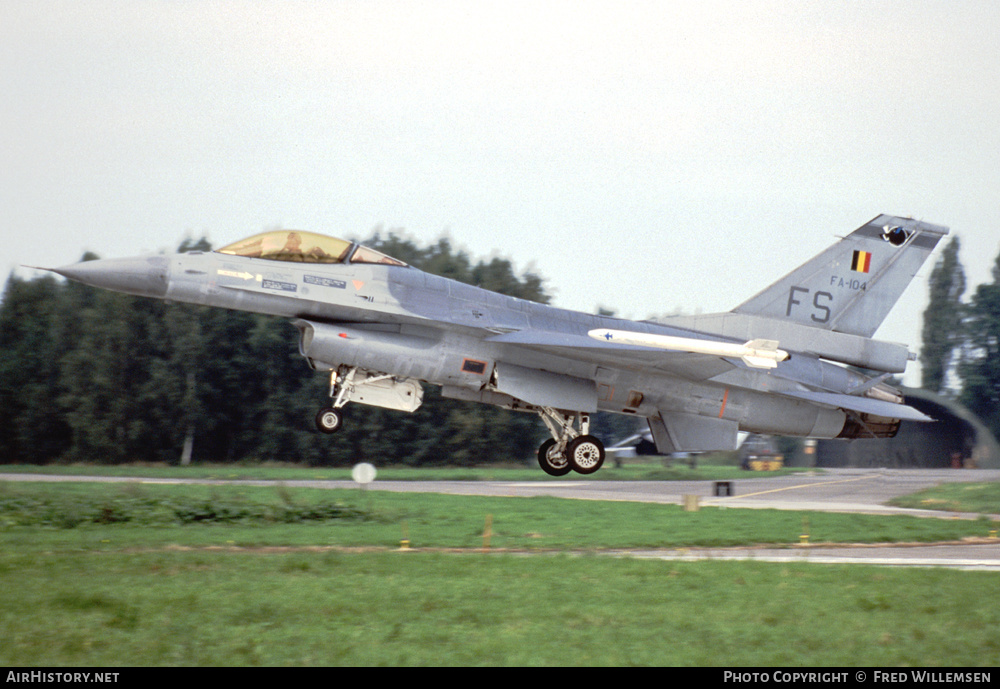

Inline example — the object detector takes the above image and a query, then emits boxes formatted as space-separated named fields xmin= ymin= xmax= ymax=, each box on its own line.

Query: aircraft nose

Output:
xmin=50 ymin=255 xmax=170 ymax=298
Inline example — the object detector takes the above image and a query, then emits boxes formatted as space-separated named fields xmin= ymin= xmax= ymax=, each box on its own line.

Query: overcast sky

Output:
xmin=4 ymin=1 xmax=999 ymax=386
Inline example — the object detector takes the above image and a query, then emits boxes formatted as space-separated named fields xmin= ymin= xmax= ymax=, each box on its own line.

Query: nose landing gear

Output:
xmin=314 ymin=366 xmax=425 ymax=434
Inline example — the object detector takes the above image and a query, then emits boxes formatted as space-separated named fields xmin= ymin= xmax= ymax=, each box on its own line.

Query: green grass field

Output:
xmin=0 ymin=458 xmax=802 ymax=482
xmin=4 ymin=548 xmax=998 ymax=666
xmin=889 ymin=481 xmax=1000 ymax=515
xmin=1 ymin=471 xmax=998 ymax=666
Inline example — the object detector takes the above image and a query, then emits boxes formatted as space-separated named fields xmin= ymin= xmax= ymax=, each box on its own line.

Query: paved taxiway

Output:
xmin=326 ymin=468 xmax=1000 ymax=517
xmin=4 ymin=468 xmax=999 ymax=569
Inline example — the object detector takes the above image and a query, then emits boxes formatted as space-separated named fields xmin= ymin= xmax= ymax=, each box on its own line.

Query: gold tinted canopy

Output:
xmin=216 ymin=231 xmax=406 ymax=266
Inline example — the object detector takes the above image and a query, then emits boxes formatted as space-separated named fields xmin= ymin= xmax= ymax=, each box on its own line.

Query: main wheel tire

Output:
xmin=537 ymin=439 xmax=572 ymax=477
xmin=315 ymin=407 xmax=343 ymax=434
xmin=567 ymin=435 xmax=605 ymax=474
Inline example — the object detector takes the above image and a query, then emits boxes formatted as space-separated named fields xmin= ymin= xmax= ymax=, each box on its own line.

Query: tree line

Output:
xmin=0 ymin=233 xmax=569 ymax=466
xmin=920 ymin=237 xmax=1000 ymax=442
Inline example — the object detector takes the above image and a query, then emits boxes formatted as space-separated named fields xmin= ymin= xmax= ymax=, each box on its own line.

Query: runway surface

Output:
xmin=4 ymin=468 xmax=999 ymax=570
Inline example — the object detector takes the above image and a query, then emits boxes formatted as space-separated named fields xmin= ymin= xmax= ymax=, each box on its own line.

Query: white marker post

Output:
xmin=351 ymin=462 xmax=377 ymax=514
xmin=351 ymin=462 xmax=377 ymax=488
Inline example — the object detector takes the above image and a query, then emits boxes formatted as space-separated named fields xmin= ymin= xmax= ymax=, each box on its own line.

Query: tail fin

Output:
xmin=731 ymin=215 xmax=949 ymax=337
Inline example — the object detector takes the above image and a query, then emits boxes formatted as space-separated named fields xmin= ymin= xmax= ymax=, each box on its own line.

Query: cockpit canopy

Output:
xmin=216 ymin=230 xmax=407 ymax=267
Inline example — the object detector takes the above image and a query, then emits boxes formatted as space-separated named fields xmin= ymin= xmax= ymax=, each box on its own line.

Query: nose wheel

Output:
xmin=315 ymin=407 xmax=343 ymax=434
xmin=315 ymin=367 xmax=354 ymax=434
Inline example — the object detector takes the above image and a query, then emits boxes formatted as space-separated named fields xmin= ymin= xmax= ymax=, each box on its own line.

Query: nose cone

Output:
xmin=51 ymin=255 xmax=170 ymax=298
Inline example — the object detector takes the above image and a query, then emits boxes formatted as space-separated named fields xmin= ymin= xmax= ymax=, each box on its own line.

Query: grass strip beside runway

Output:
xmin=2 ymin=480 xmax=998 ymax=666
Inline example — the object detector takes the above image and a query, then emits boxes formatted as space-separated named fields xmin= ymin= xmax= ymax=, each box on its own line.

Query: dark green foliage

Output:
xmin=0 ymin=233 xmax=550 ymax=465
xmin=920 ymin=237 xmax=965 ymax=393
xmin=0 ymin=274 xmax=73 ymax=462
xmin=0 ymin=483 xmax=368 ymax=526
xmin=959 ymin=249 xmax=1000 ymax=441
xmin=912 ymin=238 xmax=1000 ymax=443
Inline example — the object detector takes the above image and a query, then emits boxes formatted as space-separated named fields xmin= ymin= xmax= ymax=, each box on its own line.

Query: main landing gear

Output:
xmin=536 ymin=407 xmax=605 ymax=476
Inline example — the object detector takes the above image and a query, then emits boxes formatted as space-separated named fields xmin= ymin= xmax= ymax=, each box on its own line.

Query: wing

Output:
xmin=484 ymin=329 xmax=736 ymax=381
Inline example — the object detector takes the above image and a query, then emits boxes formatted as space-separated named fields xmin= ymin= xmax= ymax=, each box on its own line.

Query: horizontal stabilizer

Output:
xmin=782 ymin=390 xmax=933 ymax=422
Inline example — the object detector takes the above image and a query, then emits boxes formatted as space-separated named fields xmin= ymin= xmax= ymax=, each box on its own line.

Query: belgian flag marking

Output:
xmin=851 ymin=250 xmax=872 ymax=273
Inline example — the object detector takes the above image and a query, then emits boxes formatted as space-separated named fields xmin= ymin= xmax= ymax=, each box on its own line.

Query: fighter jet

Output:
xmin=45 ymin=215 xmax=946 ymax=476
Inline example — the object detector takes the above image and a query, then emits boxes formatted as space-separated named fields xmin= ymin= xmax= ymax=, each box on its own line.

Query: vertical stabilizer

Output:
xmin=731 ymin=215 xmax=949 ymax=337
